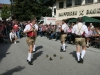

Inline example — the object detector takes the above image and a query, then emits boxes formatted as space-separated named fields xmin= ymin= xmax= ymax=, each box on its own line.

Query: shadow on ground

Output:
xmin=70 ymin=51 xmax=77 ymax=61
xmin=35 ymin=46 xmax=43 ymax=52
xmin=0 ymin=66 xmax=25 ymax=75
xmin=16 ymin=41 xmax=20 ymax=43
xmin=0 ymin=43 xmax=11 ymax=62
xmin=32 ymin=51 xmax=43 ymax=63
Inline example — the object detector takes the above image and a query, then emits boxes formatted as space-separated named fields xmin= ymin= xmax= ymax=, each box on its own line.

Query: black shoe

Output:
xmin=62 ymin=50 xmax=66 ymax=52
xmin=33 ymin=51 xmax=36 ymax=53
xmin=86 ymin=46 xmax=89 ymax=48
xmin=27 ymin=60 xmax=29 ymax=62
xmin=80 ymin=58 xmax=84 ymax=64
xmin=77 ymin=60 xmax=81 ymax=63
xmin=28 ymin=61 xmax=33 ymax=65
xmin=60 ymin=48 xmax=63 ymax=52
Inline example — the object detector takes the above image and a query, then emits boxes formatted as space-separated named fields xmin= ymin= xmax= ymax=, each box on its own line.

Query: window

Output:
xmin=59 ymin=2 xmax=64 ymax=8
xmin=66 ymin=0 xmax=72 ymax=7
xmin=85 ymin=0 xmax=93 ymax=4
xmin=75 ymin=0 xmax=82 ymax=5
xmin=54 ymin=8 xmax=56 ymax=15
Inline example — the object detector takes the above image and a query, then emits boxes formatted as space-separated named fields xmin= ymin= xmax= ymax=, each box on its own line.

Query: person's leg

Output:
xmin=17 ymin=31 xmax=20 ymax=39
xmin=81 ymin=46 xmax=86 ymax=59
xmin=80 ymin=38 xmax=86 ymax=63
xmin=66 ymin=35 xmax=69 ymax=43
xmin=76 ymin=45 xmax=81 ymax=62
xmin=14 ymin=36 xmax=17 ymax=44
xmin=33 ymin=37 xmax=36 ymax=52
xmin=86 ymin=37 xmax=90 ymax=47
xmin=75 ymin=38 xmax=81 ymax=62
xmin=62 ymin=41 xmax=66 ymax=51
xmin=50 ymin=33 xmax=55 ymax=39
xmin=50 ymin=33 xmax=52 ymax=39
xmin=41 ymin=31 xmax=43 ymax=37
xmin=26 ymin=38 xmax=34 ymax=65
xmin=61 ymin=34 xmax=66 ymax=51
xmin=27 ymin=45 xmax=33 ymax=62
xmin=33 ymin=44 xmax=36 ymax=52
xmin=55 ymin=32 xmax=58 ymax=41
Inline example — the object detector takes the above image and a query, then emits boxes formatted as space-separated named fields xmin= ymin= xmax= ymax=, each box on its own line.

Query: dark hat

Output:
xmin=30 ymin=15 xmax=36 ymax=22
xmin=77 ymin=17 xmax=82 ymax=22
xmin=62 ymin=19 xmax=66 ymax=22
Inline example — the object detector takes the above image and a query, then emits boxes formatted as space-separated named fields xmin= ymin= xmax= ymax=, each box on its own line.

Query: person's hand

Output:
xmin=30 ymin=28 xmax=33 ymax=31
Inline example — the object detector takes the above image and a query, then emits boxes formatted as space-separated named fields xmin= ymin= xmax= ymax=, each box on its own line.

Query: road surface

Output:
xmin=0 ymin=36 xmax=100 ymax=75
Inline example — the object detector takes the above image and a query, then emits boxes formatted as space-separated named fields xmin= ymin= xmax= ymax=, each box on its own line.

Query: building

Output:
xmin=49 ymin=4 xmax=56 ymax=17
xmin=52 ymin=4 xmax=56 ymax=17
xmin=56 ymin=0 xmax=100 ymax=23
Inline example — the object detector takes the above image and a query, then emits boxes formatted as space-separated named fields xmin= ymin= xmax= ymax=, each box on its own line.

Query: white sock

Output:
xmin=27 ymin=53 xmax=30 ymax=61
xmin=76 ymin=52 xmax=80 ymax=61
xmin=63 ymin=44 xmax=66 ymax=51
xmin=33 ymin=45 xmax=36 ymax=51
xmin=27 ymin=53 xmax=32 ymax=61
xmin=81 ymin=50 xmax=86 ymax=59
xmin=14 ymin=41 xmax=16 ymax=44
xmin=87 ymin=42 xmax=89 ymax=46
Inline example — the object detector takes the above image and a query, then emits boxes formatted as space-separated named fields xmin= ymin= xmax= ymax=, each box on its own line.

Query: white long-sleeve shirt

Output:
xmin=9 ymin=32 xmax=16 ymax=40
xmin=24 ymin=24 xmax=38 ymax=32
xmin=34 ymin=24 xmax=38 ymax=31
xmin=72 ymin=22 xmax=88 ymax=35
xmin=62 ymin=23 xmax=69 ymax=33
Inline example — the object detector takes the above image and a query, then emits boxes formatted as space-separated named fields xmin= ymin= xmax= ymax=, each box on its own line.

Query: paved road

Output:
xmin=0 ymin=36 xmax=100 ymax=75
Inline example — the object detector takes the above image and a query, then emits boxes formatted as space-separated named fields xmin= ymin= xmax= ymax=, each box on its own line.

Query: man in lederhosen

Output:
xmin=60 ymin=19 xmax=69 ymax=52
xmin=24 ymin=17 xmax=36 ymax=65
xmin=72 ymin=17 xmax=88 ymax=63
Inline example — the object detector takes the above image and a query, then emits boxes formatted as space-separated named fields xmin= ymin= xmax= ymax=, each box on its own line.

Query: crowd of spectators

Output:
xmin=0 ymin=20 xmax=100 ymax=48
xmin=37 ymin=23 xmax=100 ymax=48
xmin=0 ymin=20 xmax=26 ymax=43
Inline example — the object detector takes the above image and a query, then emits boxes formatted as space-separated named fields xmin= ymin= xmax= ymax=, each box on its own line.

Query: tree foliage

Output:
xmin=11 ymin=0 xmax=56 ymax=21
xmin=1 ymin=5 xmax=10 ymax=20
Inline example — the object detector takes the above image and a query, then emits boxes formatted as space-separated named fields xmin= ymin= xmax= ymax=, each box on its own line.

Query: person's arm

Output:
xmin=9 ymin=33 xmax=12 ymax=42
xmin=35 ymin=25 xmax=38 ymax=31
xmin=84 ymin=26 xmax=88 ymax=35
xmin=23 ymin=25 xmax=33 ymax=33
xmin=72 ymin=26 xmax=75 ymax=34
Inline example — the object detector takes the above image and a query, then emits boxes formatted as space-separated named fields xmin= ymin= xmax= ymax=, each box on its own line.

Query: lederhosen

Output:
xmin=75 ymin=24 xmax=86 ymax=46
xmin=61 ymin=30 xmax=67 ymax=42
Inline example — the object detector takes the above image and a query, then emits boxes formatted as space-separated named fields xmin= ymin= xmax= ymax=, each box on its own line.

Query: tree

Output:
xmin=1 ymin=5 xmax=10 ymax=20
xmin=41 ymin=0 xmax=56 ymax=7
xmin=11 ymin=0 xmax=56 ymax=21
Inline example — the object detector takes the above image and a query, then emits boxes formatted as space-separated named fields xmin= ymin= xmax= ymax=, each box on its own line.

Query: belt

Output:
xmin=27 ymin=36 xmax=34 ymax=39
xmin=75 ymin=35 xmax=85 ymax=38
xmin=62 ymin=33 xmax=66 ymax=34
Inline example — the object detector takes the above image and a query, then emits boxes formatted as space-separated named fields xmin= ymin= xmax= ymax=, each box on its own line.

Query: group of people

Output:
xmin=37 ymin=18 xmax=100 ymax=64
xmin=38 ymin=22 xmax=100 ymax=48
xmin=0 ymin=21 xmax=11 ymax=43
xmin=0 ymin=17 xmax=100 ymax=65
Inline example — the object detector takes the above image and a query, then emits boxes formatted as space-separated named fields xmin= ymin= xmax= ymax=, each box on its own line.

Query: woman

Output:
xmin=13 ymin=21 xmax=20 ymax=39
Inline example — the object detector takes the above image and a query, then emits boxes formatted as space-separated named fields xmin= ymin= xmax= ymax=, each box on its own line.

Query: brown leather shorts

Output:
xmin=60 ymin=34 xmax=67 ymax=42
xmin=75 ymin=38 xmax=86 ymax=46
xmin=26 ymin=37 xmax=35 ymax=46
